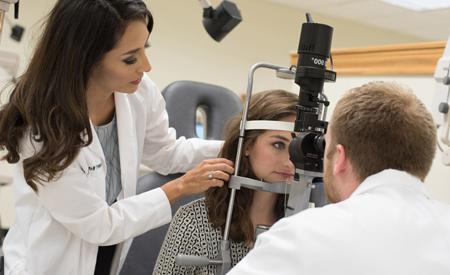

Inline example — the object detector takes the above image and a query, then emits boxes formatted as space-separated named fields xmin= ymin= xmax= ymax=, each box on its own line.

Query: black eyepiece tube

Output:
xmin=295 ymin=22 xmax=334 ymax=109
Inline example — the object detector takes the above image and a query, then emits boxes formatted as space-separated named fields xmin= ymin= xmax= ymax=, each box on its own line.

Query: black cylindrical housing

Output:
xmin=290 ymin=16 xmax=336 ymax=173
xmin=297 ymin=23 xmax=333 ymax=61
xmin=289 ymin=132 xmax=325 ymax=172
xmin=295 ymin=23 xmax=333 ymax=110
xmin=295 ymin=23 xmax=333 ymax=99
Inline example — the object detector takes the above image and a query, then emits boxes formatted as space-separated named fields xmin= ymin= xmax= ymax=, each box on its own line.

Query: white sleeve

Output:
xmin=140 ymin=76 xmax=223 ymax=175
xmin=35 ymin=162 xmax=172 ymax=246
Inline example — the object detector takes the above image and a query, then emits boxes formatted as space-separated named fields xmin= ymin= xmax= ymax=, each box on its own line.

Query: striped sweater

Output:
xmin=153 ymin=199 xmax=251 ymax=275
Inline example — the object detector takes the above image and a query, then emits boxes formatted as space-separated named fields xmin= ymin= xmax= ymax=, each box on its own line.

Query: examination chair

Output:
xmin=119 ymin=80 xmax=242 ymax=275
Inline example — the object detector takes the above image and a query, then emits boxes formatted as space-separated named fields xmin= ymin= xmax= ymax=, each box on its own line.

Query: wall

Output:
xmin=146 ymin=0 xmax=424 ymax=94
xmin=0 ymin=0 xmax=424 ymax=92
xmin=0 ymin=0 xmax=431 ymax=226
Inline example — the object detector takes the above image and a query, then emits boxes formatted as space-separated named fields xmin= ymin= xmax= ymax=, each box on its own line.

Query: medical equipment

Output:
xmin=0 ymin=0 xmax=20 ymax=83
xmin=0 ymin=0 xmax=19 ymax=41
xmin=175 ymin=13 xmax=336 ymax=274
xmin=0 ymin=0 xmax=23 ymax=85
xmin=433 ymin=36 xmax=450 ymax=166
xmin=1 ymin=14 xmax=23 ymax=42
xmin=198 ymin=0 xmax=242 ymax=42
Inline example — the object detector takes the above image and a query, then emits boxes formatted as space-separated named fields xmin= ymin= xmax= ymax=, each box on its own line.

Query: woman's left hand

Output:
xmin=161 ymin=158 xmax=234 ymax=204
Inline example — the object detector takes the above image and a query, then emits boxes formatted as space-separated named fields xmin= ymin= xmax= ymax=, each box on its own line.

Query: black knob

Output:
xmin=439 ymin=102 xmax=449 ymax=114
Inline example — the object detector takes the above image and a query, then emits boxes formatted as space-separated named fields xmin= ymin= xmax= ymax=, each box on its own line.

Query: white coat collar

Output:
xmin=114 ymin=92 xmax=138 ymax=198
xmin=351 ymin=169 xmax=431 ymax=199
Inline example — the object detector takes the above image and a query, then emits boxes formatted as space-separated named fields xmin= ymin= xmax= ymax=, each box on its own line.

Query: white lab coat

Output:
xmin=3 ymin=74 xmax=222 ymax=275
xmin=228 ymin=169 xmax=450 ymax=275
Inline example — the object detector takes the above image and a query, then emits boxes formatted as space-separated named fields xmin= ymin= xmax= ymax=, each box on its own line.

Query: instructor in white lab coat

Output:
xmin=0 ymin=1 xmax=234 ymax=274
xmin=228 ymin=82 xmax=450 ymax=275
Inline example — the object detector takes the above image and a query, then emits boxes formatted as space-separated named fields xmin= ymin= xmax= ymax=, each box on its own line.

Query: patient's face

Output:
xmin=246 ymin=115 xmax=295 ymax=183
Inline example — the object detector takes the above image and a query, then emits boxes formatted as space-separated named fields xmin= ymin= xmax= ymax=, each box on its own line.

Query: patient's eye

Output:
xmin=273 ymin=142 xmax=286 ymax=150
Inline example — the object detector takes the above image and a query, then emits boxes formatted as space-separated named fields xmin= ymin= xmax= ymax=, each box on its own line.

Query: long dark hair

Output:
xmin=205 ymin=90 xmax=298 ymax=243
xmin=0 ymin=0 xmax=153 ymax=191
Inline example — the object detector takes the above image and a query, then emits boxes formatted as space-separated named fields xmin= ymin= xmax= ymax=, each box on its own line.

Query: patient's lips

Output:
xmin=274 ymin=171 xmax=294 ymax=181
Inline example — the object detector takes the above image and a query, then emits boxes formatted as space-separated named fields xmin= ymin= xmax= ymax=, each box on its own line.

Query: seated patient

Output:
xmin=153 ymin=90 xmax=298 ymax=274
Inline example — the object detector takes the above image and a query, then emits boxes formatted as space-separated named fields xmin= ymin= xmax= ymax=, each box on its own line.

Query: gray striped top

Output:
xmin=154 ymin=199 xmax=251 ymax=275
xmin=94 ymin=114 xmax=122 ymax=206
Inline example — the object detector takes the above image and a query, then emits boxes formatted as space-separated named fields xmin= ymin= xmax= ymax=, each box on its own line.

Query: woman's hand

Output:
xmin=161 ymin=158 xmax=234 ymax=204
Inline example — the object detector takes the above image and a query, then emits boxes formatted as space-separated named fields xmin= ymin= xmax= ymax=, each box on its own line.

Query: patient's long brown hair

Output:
xmin=0 ymin=0 xmax=153 ymax=191
xmin=205 ymin=90 xmax=298 ymax=243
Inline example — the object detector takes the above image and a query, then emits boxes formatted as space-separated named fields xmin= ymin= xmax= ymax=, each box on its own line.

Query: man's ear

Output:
xmin=333 ymin=144 xmax=348 ymax=175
